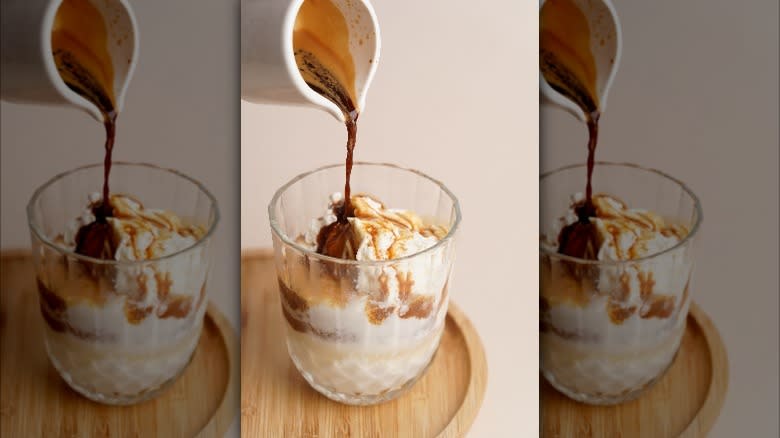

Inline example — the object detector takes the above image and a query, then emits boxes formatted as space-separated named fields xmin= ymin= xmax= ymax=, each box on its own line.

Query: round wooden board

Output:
xmin=241 ymin=250 xmax=488 ymax=438
xmin=0 ymin=252 xmax=239 ymax=438
xmin=541 ymin=303 xmax=729 ymax=437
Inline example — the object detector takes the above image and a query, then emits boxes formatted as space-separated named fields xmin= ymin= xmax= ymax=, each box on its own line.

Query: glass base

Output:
xmin=542 ymin=347 xmax=680 ymax=406
xmin=293 ymin=346 xmax=439 ymax=406
xmin=49 ymin=349 xmax=196 ymax=406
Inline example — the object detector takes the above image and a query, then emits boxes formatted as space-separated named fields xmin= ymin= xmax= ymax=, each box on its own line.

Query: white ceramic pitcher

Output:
xmin=241 ymin=0 xmax=381 ymax=122
xmin=539 ymin=0 xmax=622 ymax=122
xmin=0 ymin=0 xmax=138 ymax=122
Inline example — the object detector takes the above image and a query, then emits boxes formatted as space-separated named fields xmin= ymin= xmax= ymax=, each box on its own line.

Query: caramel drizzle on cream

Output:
xmin=109 ymin=194 xmax=206 ymax=260
xmin=283 ymin=195 xmax=450 ymax=332
xmin=542 ymin=194 xmax=690 ymax=325
xmin=591 ymin=194 xmax=688 ymax=261
xmin=38 ymin=194 xmax=207 ymax=329
xmin=318 ymin=195 xmax=447 ymax=260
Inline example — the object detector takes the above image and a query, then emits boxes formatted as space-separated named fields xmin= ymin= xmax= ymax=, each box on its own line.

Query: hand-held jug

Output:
xmin=0 ymin=0 xmax=138 ymax=121
xmin=539 ymin=0 xmax=621 ymax=121
xmin=241 ymin=0 xmax=381 ymax=122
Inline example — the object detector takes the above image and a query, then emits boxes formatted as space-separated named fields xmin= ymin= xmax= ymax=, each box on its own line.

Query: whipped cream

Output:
xmin=592 ymin=194 xmax=685 ymax=261
xmin=547 ymin=193 xmax=687 ymax=260
xmin=301 ymin=193 xmax=447 ymax=261
xmin=64 ymin=193 xmax=204 ymax=262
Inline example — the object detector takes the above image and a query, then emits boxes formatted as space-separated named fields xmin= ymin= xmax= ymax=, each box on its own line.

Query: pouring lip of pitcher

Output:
xmin=40 ymin=0 xmax=139 ymax=122
xmin=538 ymin=0 xmax=622 ymax=122
xmin=282 ymin=0 xmax=382 ymax=122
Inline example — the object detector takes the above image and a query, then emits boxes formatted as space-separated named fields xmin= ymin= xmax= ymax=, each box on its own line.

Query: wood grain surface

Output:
xmin=240 ymin=250 xmax=487 ymax=438
xmin=541 ymin=303 xmax=729 ymax=438
xmin=0 ymin=252 xmax=239 ymax=438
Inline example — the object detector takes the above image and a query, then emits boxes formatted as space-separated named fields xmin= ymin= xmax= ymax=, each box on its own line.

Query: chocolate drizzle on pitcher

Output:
xmin=540 ymin=0 xmax=603 ymax=259
xmin=52 ymin=0 xmax=119 ymax=259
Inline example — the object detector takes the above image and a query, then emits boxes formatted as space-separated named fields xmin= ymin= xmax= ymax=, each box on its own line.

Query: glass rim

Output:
xmin=268 ymin=161 xmax=462 ymax=266
xmin=539 ymin=161 xmax=703 ymax=266
xmin=26 ymin=161 xmax=220 ymax=266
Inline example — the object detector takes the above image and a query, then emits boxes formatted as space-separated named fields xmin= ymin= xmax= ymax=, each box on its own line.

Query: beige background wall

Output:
xmin=0 ymin=1 xmax=240 ymax=436
xmin=542 ymin=0 xmax=779 ymax=436
xmin=241 ymin=0 xmax=538 ymax=435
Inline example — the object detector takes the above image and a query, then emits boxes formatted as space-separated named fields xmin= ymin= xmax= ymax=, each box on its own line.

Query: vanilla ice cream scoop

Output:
xmin=553 ymin=193 xmax=687 ymax=262
xmin=348 ymin=195 xmax=447 ymax=261
xmin=65 ymin=193 xmax=205 ymax=261
xmin=61 ymin=193 xmax=208 ymax=320
xmin=588 ymin=194 xmax=687 ymax=261
xmin=107 ymin=194 xmax=205 ymax=261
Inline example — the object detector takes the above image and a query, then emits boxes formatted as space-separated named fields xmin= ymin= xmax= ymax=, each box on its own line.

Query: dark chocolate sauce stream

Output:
xmin=73 ymin=113 xmax=117 ymax=260
xmin=540 ymin=48 xmax=602 ymax=259
xmin=55 ymin=49 xmax=118 ymax=259
xmin=584 ymin=112 xmax=599 ymax=210
xmin=295 ymin=49 xmax=362 ymax=257
xmin=100 ymin=112 xmax=117 ymax=218
xmin=342 ymin=114 xmax=358 ymax=220
xmin=314 ymin=113 xmax=357 ymax=258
